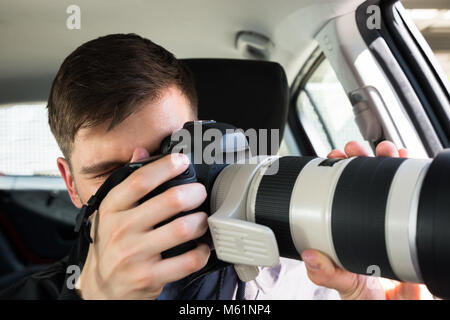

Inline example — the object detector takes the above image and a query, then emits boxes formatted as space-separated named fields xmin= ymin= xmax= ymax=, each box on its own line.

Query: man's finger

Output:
xmin=142 ymin=243 xmax=211 ymax=287
xmin=301 ymin=250 xmax=359 ymax=295
xmin=385 ymin=282 xmax=421 ymax=300
xmin=101 ymin=153 xmax=190 ymax=213
xmin=375 ymin=141 xmax=399 ymax=157
xmin=398 ymin=148 xmax=408 ymax=158
xmin=301 ymin=249 xmax=386 ymax=299
xmin=127 ymin=183 xmax=207 ymax=232
xmin=327 ymin=150 xmax=347 ymax=159
xmin=344 ymin=141 xmax=369 ymax=157
xmin=137 ymin=211 xmax=209 ymax=256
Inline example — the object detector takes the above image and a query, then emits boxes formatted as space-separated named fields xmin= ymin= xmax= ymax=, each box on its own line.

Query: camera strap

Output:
xmin=74 ymin=164 xmax=144 ymax=243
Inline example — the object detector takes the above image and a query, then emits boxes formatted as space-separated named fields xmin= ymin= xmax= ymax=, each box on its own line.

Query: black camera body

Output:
xmin=74 ymin=120 xmax=248 ymax=259
xmin=138 ymin=120 xmax=248 ymax=257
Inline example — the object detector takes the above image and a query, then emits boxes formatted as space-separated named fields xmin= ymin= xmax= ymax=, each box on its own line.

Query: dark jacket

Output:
xmin=0 ymin=232 xmax=243 ymax=300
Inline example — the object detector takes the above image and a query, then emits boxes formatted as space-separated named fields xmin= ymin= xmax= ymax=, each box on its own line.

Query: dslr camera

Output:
xmin=76 ymin=120 xmax=450 ymax=299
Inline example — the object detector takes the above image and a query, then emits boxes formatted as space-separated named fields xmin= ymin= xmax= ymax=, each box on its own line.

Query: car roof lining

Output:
xmin=0 ymin=0 xmax=365 ymax=104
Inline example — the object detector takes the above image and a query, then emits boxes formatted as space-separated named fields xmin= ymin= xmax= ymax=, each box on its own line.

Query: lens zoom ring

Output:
xmin=331 ymin=157 xmax=405 ymax=280
xmin=255 ymin=156 xmax=313 ymax=259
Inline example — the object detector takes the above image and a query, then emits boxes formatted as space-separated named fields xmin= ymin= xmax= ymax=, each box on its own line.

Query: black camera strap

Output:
xmin=74 ymin=164 xmax=145 ymax=255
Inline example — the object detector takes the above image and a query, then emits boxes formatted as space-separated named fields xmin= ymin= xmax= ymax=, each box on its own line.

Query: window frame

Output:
xmin=288 ymin=47 xmax=324 ymax=157
xmin=288 ymin=47 xmax=371 ymax=157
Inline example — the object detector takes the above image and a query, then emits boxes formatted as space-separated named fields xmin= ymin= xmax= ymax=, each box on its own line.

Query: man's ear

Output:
xmin=57 ymin=157 xmax=82 ymax=209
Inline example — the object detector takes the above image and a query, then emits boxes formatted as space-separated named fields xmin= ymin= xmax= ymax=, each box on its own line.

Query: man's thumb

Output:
xmin=301 ymin=249 xmax=361 ymax=297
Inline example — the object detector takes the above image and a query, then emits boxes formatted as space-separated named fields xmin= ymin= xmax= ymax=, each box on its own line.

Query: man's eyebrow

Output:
xmin=80 ymin=160 xmax=126 ymax=175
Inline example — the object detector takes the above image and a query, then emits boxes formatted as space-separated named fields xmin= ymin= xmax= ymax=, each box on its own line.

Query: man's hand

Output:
xmin=76 ymin=148 xmax=210 ymax=299
xmin=301 ymin=141 xmax=423 ymax=300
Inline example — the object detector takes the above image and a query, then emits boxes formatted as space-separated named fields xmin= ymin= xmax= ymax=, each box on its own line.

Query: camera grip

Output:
xmin=139 ymin=162 xmax=203 ymax=259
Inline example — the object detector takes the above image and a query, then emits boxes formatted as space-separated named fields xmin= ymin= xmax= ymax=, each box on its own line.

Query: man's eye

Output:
xmin=93 ymin=170 xmax=115 ymax=180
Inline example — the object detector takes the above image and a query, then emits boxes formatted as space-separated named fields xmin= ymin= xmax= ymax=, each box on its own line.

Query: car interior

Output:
xmin=0 ymin=0 xmax=449 ymax=294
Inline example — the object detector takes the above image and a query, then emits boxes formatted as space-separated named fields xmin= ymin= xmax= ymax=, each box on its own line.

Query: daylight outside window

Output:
xmin=0 ymin=103 xmax=62 ymax=176
xmin=296 ymin=58 xmax=373 ymax=157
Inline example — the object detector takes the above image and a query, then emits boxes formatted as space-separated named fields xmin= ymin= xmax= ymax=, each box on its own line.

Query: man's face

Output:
xmin=57 ymin=85 xmax=195 ymax=208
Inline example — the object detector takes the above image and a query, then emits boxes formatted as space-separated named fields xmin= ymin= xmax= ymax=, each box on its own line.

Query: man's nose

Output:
xmin=130 ymin=147 xmax=150 ymax=163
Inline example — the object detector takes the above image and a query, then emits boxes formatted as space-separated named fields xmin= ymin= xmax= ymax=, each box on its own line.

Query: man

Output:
xmin=0 ymin=33 xmax=422 ymax=299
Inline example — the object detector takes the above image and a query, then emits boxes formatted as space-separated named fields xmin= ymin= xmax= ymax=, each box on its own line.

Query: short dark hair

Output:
xmin=47 ymin=33 xmax=197 ymax=161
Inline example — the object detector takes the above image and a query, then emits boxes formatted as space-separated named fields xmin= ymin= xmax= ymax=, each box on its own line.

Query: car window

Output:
xmin=0 ymin=103 xmax=62 ymax=176
xmin=295 ymin=58 xmax=373 ymax=157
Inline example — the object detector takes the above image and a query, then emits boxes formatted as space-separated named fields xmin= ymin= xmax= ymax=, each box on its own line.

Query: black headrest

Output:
xmin=182 ymin=59 xmax=289 ymax=153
